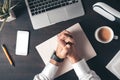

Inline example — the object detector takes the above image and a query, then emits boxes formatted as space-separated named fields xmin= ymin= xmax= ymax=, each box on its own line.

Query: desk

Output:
xmin=0 ymin=0 xmax=120 ymax=80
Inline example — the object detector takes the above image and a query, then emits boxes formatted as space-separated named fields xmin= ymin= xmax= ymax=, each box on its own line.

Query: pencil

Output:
xmin=1 ymin=44 xmax=14 ymax=66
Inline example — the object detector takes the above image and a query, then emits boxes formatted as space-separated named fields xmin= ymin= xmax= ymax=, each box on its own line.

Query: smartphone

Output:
xmin=15 ymin=30 xmax=29 ymax=56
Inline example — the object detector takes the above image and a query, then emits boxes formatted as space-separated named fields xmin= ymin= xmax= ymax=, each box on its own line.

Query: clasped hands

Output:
xmin=50 ymin=30 xmax=81 ymax=66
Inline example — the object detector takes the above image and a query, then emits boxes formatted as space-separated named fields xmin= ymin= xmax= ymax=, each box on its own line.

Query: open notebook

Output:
xmin=36 ymin=23 xmax=97 ymax=77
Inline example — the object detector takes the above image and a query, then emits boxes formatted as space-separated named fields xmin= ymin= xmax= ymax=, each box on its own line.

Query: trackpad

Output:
xmin=48 ymin=8 xmax=67 ymax=24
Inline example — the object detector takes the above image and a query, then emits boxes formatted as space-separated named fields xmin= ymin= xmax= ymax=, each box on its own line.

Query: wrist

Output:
xmin=69 ymin=57 xmax=81 ymax=64
xmin=51 ymin=52 xmax=64 ymax=63
xmin=50 ymin=59 xmax=60 ymax=66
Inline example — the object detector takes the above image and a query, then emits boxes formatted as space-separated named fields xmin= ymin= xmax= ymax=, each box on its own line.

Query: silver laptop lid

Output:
xmin=25 ymin=0 xmax=85 ymax=30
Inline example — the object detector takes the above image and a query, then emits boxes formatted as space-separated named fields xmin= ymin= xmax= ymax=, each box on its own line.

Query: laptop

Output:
xmin=25 ymin=0 xmax=85 ymax=30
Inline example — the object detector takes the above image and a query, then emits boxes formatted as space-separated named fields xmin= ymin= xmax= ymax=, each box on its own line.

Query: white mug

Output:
xmin=95 ymin=26 xmax=118 ymax=43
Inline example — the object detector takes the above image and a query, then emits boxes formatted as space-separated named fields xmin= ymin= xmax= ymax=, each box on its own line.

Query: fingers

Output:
xmin=57 ymin=30 xmax=74 ymax=45
xmin=56 ymin=30 xmax=75 ymax=59
xmin=58 ymin=30 xmax=72 ymax=37
xmin=56 ymin=40 xmax=71 ymax=59
xmin=58 ymin=30 xmax=73 ymax=39
xmin=60 ymin=44 xmax=71 ymax=56
xmin=57 ymin=37 xmax=66 ymax=48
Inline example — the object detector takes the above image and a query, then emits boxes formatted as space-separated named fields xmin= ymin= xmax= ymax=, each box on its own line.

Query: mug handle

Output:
xmin=114 ymin=35 xmax=118 ymax=40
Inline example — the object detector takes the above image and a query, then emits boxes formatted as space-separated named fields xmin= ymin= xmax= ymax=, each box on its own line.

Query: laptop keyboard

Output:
xmin=28 ymin=0 xmax=79 ymax=16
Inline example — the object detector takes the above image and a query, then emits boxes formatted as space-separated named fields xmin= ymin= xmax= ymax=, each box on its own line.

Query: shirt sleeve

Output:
xmin=33 ymin=62 xmax=58 ymax=80
xmin=72 ymin=59 xmax=101 ymax=80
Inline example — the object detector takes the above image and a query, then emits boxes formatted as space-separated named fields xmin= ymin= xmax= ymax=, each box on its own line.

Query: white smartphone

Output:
xmin=15 ymin=30 xmax=29 ymax=56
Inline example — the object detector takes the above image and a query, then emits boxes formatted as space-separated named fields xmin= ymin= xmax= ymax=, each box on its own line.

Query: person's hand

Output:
xmin=50 ymin=30 xmax=82 ymax=65
xmin=66 ymin=43 xmax=81 ymax=64
xmin=57 ymin=30 xmax=82 ymax=64
xmin=56 ymin=30 xmax=72 ymax=59
xmin=50 ymin=30 xmax=71 ymax=66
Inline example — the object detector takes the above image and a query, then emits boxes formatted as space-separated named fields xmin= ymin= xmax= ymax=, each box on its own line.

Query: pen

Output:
xmin=1 ymin=44 xmax=14 ymax=66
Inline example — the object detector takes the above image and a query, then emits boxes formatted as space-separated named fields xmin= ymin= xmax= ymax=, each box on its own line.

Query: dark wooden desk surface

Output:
xmin=0 ymin=0 xmax=120 ymax=80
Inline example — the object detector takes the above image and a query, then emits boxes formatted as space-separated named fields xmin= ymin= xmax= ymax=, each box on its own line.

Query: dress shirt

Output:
xmin=33 ymin=59 xmax=101 ymax=80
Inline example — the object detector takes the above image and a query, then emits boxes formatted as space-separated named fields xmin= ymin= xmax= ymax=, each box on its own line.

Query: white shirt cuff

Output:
xmin=41 ymin=62 xmax=59 ymax=80
xmin=72 ymin=59 xmax=90 ymax=78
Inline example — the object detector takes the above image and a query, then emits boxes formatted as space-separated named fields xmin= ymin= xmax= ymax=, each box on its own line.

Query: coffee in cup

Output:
xmin=95 ymin=26 xmax=118 ymax=43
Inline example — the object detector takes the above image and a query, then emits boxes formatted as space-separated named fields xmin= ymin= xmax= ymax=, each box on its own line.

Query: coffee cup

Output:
xmin=95 ymin=26 xmax=118 ymax=43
